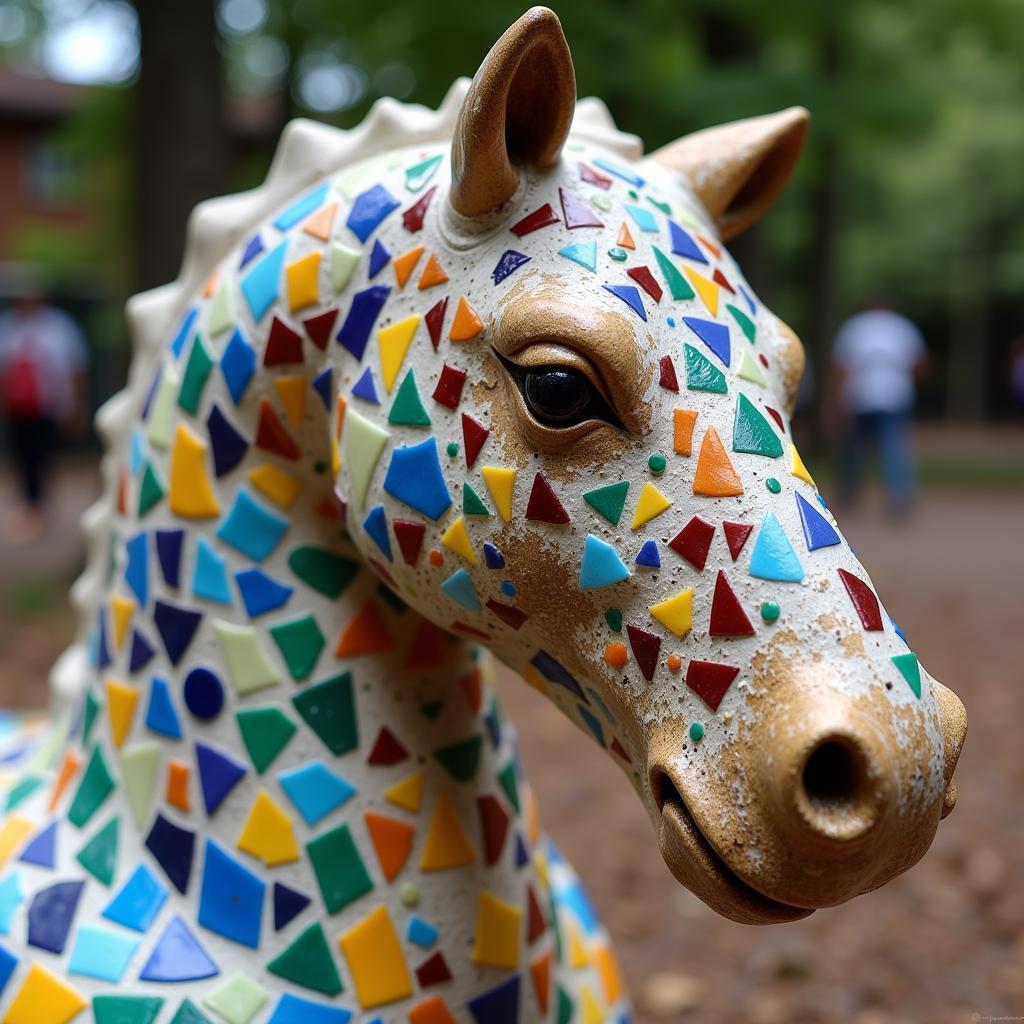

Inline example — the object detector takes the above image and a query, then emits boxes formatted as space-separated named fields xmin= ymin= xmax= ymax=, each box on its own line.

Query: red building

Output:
xmin=0 ymin=68 xmax=279 ymax=437
xmin=0 ymin=71 xmax=95 ymax=260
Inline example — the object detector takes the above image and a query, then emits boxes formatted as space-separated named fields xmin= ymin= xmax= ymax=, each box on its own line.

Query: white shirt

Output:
xmin=0 ymin=306 xmax=87 ymax=418
xmin=832 ymin=309 xmax=925 ymax=414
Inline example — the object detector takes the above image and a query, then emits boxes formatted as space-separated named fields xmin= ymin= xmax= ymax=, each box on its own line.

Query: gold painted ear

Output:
xmin=646 ymin=107 xmax=809 ymax=241
xmin=449 ymin=7 xmax=576 ymax=217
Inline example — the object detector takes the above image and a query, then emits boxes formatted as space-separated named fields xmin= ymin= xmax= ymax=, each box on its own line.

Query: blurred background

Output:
xmin=0 ymin=1 xmax=1020 ymax=1021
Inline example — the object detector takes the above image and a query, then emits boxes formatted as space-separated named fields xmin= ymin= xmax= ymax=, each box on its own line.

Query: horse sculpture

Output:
xmin=0 ymin=8 xmax=967 ymax=1023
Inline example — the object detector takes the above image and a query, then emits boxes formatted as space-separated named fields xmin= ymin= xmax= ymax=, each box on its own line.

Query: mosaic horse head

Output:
xmin=0 ymin=8 xmax=967 ymax=1023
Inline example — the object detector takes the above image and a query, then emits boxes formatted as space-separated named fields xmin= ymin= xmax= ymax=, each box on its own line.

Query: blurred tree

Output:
xmin=2 ymin=0 xmax=1024 ymax=419
xmin=130 ymin=0 xmax=230 ymax=290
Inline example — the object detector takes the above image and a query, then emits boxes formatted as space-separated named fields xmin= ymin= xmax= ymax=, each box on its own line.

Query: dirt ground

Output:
xmin=0 ymin=458 xmax=1021 ymax=1024
xmin=502 ymin=488 xmax=1024 ymax=1024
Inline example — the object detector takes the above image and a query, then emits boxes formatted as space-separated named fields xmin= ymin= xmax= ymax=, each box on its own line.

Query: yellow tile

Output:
xmin=106 ymin=678 xmax=139 ymax=749
xmin=419 ymin=794 xmax=475 ymax=871
xmin=248 ymin=463 xmax=302 ymax=509
xmin=684 ymin=266 xmax=719 ymax=316
xmin=286 ymin=251 xmax=320 ymax=312
xmin=168 ymin=423 xmax=220 ymax=519
xmin=580 ymin=984 xmax=605 ymax=1024
xmin=439 ymin=516 xmax=476 ymax=565
xmin=4 ymin=963 xmax=86 ymax=1024
xmin=649 ymin=588 xmax=694 ymax=638
xmin=471 ymin=890 xmax=522 ymax=970
xmin=273 ymin=375 xmax=306 ymax=427
xmin=481 ymin=466 xmax=515 ymax=522
xmin=630 ymin=482 xmax=671 ymax=530
xmin=384 ymin=771 xmax=423 ymax=814
xmin=0 ymin=815 xmax=33 ymax=871
xmin=109 ymin=594 xmax=135 ymax=651
xmin=338 ymin=905 xmax=413 ymax=1009
xmin=790 ymin=443 xmax=815 ymax=487
xmin=533 ymin=848 xmax=549 ymax=889
xmin=567 ymin=920 xmax=589 ymax=969
xmin=379 ymin=315 xmax=421 ymax=393
xmin=236 ymin=789 xmax=300 ymax=867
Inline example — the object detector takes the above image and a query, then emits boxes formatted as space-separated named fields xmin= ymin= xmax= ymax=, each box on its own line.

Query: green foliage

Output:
xmin=171 ymin=0 xmax=1024 ymax=364
xmin=2 ymin=0 xmax=1023 ymax=414
xmin=7 ymin=579 xmax=60 ymax=615
xmin=8 ymin=83 xmax=133 ymax=318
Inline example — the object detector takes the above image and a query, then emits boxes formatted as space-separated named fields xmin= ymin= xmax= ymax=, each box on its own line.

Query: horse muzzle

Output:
xmin=647 ymin=671 xmax=966 ymax=923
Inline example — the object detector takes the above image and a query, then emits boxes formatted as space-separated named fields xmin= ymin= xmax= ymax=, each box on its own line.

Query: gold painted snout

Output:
xmin=647 ymin=673 xmax=967 ymax=923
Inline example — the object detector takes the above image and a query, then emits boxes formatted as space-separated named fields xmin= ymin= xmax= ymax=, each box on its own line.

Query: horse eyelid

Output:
xmin=493 ymin=350 xmax=625 ymax=431
xmin=493 ymin=342 xmax=614 ymax=406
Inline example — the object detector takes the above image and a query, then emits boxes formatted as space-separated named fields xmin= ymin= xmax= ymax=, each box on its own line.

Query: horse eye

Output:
xmin=495 ymin=351 xmax=623 ymax=431
xmin=523 ymin=368 xmax=593 ymax=426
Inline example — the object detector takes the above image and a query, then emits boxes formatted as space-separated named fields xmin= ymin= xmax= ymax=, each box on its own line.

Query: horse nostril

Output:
xmin=791 ymin=734 xmax=885 ymax=843
xmin=801 ymin=739 xmax=864 ymax=808
xmin=650 ymin=769 xmax=683 ymax=815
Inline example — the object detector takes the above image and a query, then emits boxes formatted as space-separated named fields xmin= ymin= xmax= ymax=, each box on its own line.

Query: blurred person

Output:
xmin=828 ymin=298 xmax=927 ymax=516
xmin=0 ymin=286 xmax=88 ymax=544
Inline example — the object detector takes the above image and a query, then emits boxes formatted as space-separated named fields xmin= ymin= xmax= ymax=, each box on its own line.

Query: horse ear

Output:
xmin=646 ymin=108 xmax=809 ymax=241
xmin=449 ymin=7 xmax=576 ymax=218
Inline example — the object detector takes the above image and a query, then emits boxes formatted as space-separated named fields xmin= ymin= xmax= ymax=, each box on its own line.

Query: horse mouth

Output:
xmin=652 ymin=770 xmax=813 ymax=925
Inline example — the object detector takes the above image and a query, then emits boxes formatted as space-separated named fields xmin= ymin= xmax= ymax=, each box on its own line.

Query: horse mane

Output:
xmin=49 ymin=79 xmax=642 ymax=720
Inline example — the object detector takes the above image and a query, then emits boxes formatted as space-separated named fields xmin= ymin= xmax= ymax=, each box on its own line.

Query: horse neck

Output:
xmin=73 ymin=351 xmax=528 ymax=865
xmin=110 ymin=544 xmax=523 ymax=843
xmin=295 ymin=561 xmax=512 ymax=807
